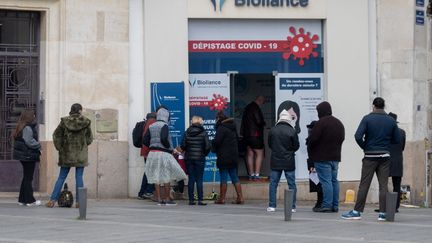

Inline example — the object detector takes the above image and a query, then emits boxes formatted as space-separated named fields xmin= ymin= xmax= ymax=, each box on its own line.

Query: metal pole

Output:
xmin=78 ymin=187 xmax=87 ymax=220
xmin=386 ymin=192 xmax=398 ymax=222
xmin=284 ymin=189 xmax=293 ymax=221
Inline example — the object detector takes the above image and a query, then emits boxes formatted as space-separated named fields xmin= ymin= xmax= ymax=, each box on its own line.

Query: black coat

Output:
xmin=389 ymin=128 xmax=406 ymax=177
xmin=240 ymin=101 xmax=265 ymax=138
xmin=212 ymin=118 xmax=239 ymax=170
xmin=268 ymin=122 xmax=299 ymax=171
xmin=180 ymin=124 xmax=211 ymax=161
xmin=13 ymin=123 xmax=41 ymax=162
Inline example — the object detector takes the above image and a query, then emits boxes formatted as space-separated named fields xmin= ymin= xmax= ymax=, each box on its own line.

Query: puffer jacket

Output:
xmin=212 ymin=118 xmax=239 ymax=170
xmin=13 ymin=122 xmax=41 ymax=162
xmin=53 ymin=114 xmax=93 ymax=167
xmin=180 ymin=124 xmax=211 ymax=161
xmin=268 ymin=122 xmax=299 ymax=171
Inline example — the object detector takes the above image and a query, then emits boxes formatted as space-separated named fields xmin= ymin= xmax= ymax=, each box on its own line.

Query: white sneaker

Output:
xmin=291 ymin=208 xmax=296 ymax=213
xmin=18 ymin=202 xmax=24 ymax=206
xmin=266 ymin=207 xmax=276 ymax=212
xmin=26 ymin=200 xmax=41 ymax=207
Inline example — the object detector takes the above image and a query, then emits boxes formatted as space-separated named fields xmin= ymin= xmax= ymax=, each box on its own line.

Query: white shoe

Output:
xmin=26 ymin=200 xmax=41 ymax=207
xmin=266 ymin=207 xmax=276 ymax=212
xmin=291 ymin=208 xmax=296 ymax=213
xmin=18 ymin=202 xmax=24 ymax=206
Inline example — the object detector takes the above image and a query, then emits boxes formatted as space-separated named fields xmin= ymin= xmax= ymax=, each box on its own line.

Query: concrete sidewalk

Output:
xmin=0 ymin=197 xmax=431 ymax=243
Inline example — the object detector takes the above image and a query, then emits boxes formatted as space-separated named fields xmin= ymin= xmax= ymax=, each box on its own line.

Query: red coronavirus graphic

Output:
xmin=282 ymin=26 xmax=319 ymax=66
xmin=208 ymin=94 xmax=228 ymax=111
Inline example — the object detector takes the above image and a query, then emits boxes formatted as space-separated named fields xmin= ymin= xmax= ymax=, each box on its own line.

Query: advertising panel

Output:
xmin=189 ymin=74 xmax=231 ymax=182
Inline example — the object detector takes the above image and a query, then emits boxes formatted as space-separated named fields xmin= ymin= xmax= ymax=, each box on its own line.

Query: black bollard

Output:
xmin=78 ymin=187 xmax=87 ymax=220
xmin=284 ymin=189 xmax=294 ymax=221
xmin=386 ymin=192 xmax=398 ymax=222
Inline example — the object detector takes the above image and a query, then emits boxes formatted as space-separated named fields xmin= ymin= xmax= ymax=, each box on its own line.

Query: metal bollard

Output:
xmin=78 ymin=187 xmax=87 ymax=220
xmin=386 ymin=192 xmax=398 ymax=222
xmin=284 ymin=189 xmax=294 ymax=221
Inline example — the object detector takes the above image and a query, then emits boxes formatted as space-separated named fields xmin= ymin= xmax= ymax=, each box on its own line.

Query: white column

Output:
xmin=128 ymin=0 xmax=145 ymax=197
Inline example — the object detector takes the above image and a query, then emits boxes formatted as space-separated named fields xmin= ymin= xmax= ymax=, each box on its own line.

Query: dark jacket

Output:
xmin=212 ymin=118 xmax=239 ymax=170
xmin=268 ymin=122 xmax=299 ymax=171
xmin=13 ymin=123 xmax=41 ymax=162
xmin=180 ymin=124 xmax=211 ymax=161
xmin=53 ymin=114 xmax=93 ymax=167
xmin=354 ymin=110 xmax=401 ymax=155
xmin=389 ymin=128 xmax=406 ymax=177
xmin=308 ymin=102 xmax=345 ymax=162
xmin=240 ymin=101 xmax=265 ymax=138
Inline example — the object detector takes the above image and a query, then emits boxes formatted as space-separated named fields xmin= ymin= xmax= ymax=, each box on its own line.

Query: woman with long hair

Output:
xmin=12 ymin=109 xmax=41 ymax=206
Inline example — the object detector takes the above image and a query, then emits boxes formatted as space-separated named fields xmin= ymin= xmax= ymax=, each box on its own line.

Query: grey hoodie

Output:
xmin=144 ymin=107 xmax=174 ymax=153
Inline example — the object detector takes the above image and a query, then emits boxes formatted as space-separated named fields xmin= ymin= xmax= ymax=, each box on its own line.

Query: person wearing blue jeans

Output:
xmin=186 ymin=160 xmax=205 ymax=205
xmin=46 ymin=103 xmax=93 ymax=208
xmin=307 ymin=101 xmax=345 ymax=213
xmin=268 ymin=170 xmax=297 ymax=211
xmin=314 ymin=162 xmax=340 ymax=212
xmin=50 ymin=167 xmax=84 ymax=203
xmin=267 ymin=109 xmax=299 ymax=212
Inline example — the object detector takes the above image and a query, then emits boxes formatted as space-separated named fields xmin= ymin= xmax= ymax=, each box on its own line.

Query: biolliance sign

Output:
xmin=189 ymin=19 xmax=323 ymax=179
xmin=150 ymin=82 xmax=185 ymax=148
xmin=275 ymin=73 xmax=323 ymax=179
xmin=189 ymin=74 xmax=230 ymax=182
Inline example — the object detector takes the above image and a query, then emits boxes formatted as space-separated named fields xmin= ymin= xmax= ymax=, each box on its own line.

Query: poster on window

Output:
xmin=275 ymin=73 xmax=324 ymax=179
xmin=189 ymin=73 xmax=230 ymax=182
xmin=150 ymin=82 xmax=185 ymax=148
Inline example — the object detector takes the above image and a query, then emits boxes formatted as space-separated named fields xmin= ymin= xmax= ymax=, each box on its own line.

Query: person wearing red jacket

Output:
xmin=137 ymin=112 xmax=156 ymax=200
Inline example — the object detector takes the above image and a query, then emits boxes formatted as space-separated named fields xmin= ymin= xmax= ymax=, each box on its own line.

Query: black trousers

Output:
xmin=354 ymin=158 xmax=390 ymax=213
xmin=18 ymin=161 xmax=36 ymax=204
xmin=392 ymin=176 xmax=402 ymax=210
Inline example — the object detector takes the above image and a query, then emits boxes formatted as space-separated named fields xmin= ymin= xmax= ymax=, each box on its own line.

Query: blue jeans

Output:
xmin=186 ymin=160 xmax=205 ymax=201
xmin=314 ymin=161 xmax=339 ymax=209
xmin=50 ymin=167 xmax=84 ymax=202
xmin=269 ymin=170 xmax=296 ymax=209
xmin=219 ymin=167 xmax=239 ymax=184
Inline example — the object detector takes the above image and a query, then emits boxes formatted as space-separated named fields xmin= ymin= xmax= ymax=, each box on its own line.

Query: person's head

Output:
xmin=146 ymin=112 xmax=157 ymax=120
xmin=69 ymin=103 xmax=83 ymax=115
xmin=388 ymin=112 xmax=398 ymax=123
xmin=277 ymin=100 xmax=300 ymax=133
xmin=316 ymin=101 xmax=332 ymax=119
xmin=278 ymin=109 xmax=296 ymax=128
xmin=216 ymin=110 xmax=227 ymax=122
xmin=156 ymin=106 xmax=170 ymax=123
xmin=156 ymin=105 xmax=168 ymax=112
xmin=12 ymin=109 xmax=35 ymax=138
xmin=255 ymin=95 xmax=266 ymax=106
xmin=372 ymin=97 xmax=385 ymax=110
xmin=191 ymin=115 xmax=204 ymax=125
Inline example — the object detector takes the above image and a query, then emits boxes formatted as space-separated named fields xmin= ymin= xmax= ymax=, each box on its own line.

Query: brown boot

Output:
xmin=232 ymin=183 xmax=244 ymax=204
xmin=45 ymin=200 xmax=55 ymax=208
xmin=215 ymin=184 xmax=227 ymax=204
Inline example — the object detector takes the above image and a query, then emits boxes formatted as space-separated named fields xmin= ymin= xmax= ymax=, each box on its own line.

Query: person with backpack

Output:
xmin=179 ymin=115 xmax=211 ymax=206
xmin=136 ymin=112 xmax=157 ymax=200
xmin=143 ymin=106 xmax=187 ymax=205
xmin=45 ymin=103 xmax=93 ymax=208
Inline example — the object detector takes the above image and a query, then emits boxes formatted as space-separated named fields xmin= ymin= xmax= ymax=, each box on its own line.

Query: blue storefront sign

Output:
xmin=150 ymin=82 xmax=185 ymax=148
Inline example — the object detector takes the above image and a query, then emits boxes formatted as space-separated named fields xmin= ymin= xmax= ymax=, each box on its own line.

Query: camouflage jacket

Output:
xmin=53 ymin=114 xmax=93 ymax=167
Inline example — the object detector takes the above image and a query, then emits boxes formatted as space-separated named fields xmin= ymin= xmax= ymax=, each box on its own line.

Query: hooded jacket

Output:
xmin=308 ymin=102 xmax=345 ymax=162
xmin=212 ymin=118 xmax=239 ymax=170
xmin=268 ymin=118 xmax=300 ymax=171
xmin=180 ymin=124 xmax=211 ymax=161
xmin=143 ymin=107 xmax=174 ymax=153
xmin=13 ymin=122 xmax=41 ymax=162
xmin=53 ymin=114 xmax=93 ymax=167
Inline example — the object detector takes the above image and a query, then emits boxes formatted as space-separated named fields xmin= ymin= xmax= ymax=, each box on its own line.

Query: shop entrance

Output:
xmin=230 ymin=73 xmax=276 ymax=179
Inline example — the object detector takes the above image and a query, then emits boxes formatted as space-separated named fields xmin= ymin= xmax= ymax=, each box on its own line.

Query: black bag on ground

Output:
xmin=132 ymin=120 xmax=146 ymax=148
xmin=58 ymin=183 xmax=74 ymax=208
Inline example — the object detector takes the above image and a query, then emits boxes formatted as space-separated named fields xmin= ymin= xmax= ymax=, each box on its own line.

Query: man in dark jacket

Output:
xmin=342 ymin=97 xmax=400 ymax=221
xmin=180 ymin=115 xmax=211 ymax=205
xmin=267 ymin=109 xmax=299 ymax=212
xmin=308 ymin=101 xmax=345 ymax=213
xmin=374 ymin=112 xmax=406 ymax=212
xmin=240 ymin=95 xmax=266 ymax=180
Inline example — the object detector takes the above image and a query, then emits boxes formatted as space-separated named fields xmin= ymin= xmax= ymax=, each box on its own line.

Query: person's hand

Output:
xmin=310 ymin=167 xmax=316 ymax=173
